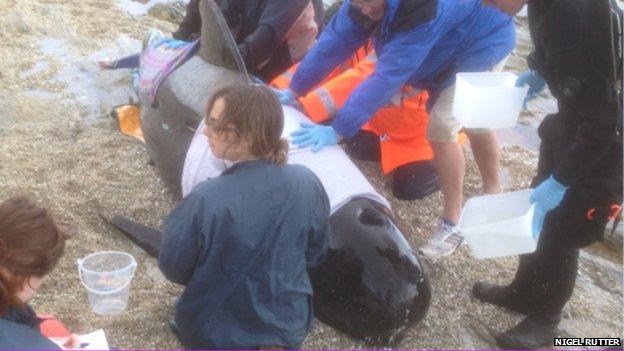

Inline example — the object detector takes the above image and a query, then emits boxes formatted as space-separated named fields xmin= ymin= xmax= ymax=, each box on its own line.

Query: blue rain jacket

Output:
xmin=159 ymin=159 xmax=330 ymax=349
xmin=0 ymin=306 xmax=59 ymax=350
xmin=289 ymin=0 xmax=515 ymax=138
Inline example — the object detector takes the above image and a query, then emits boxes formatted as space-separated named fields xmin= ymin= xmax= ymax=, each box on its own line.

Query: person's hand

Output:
xmin=272 ymin=87 xmax=297 ymax=105
xmin=291 ymin=122 xmax=339 ymax=152
xmin=516 ymin=69 xmax=547 ymax=108
xmin=49 ymin=334 xmax=80 ymax=349
xmin=529 ymin=176 xmax=568 ymax=237
xmin=99 ymin=58 xmax=115 ymax=69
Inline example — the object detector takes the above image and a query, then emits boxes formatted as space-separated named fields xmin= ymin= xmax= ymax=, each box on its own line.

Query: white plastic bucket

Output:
xmin=452 ymin=72 xmax=529 ymax=129
xmin=458 ymin=189 xmax=537 ymax=259
xmin=77 ymin=251 xmax=137 ymax=315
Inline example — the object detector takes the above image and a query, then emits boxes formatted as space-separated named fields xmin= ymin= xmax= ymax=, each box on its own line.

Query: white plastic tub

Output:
xmin=452 ymin=72 xmax=529 ymax=129
xmin=458 ymin=189 xmax=537 ymax=259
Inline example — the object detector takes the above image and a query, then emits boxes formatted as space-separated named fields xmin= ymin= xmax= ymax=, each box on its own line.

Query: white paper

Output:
xmin=77 ymin=329 xmax=109 ymax=350
xmin=50 ymin=329 xmax=109 ymax=350
xmin=181 ymin=105 xmax=390 ymax=213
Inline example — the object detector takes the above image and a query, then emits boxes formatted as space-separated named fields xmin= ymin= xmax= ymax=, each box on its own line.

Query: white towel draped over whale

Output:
xmin=182 ymin=105 xmax=390 ymax=214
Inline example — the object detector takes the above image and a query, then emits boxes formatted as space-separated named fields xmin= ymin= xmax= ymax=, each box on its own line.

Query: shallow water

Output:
xmin=38 ymin=36 xmax=141 ymax=123
xmin=117 ymin=0 xmax=189 ymax=16
xmin=20 ymin=60 xmax=50 ymax=79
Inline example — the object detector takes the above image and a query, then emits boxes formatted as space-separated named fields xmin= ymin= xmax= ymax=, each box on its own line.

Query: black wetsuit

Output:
xmin=508 ymin=0 xmax=623 ymax=321
xmin=175 ymin=0 xmax=325 ymax=81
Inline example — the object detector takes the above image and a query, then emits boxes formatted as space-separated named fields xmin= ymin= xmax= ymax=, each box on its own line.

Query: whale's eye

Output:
xmin=358 ymin=208 xmax=385 ymax=227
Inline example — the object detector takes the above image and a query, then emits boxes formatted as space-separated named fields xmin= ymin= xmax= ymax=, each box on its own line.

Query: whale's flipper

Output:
xmin=111 ymin=216 xmax=161 ymax=258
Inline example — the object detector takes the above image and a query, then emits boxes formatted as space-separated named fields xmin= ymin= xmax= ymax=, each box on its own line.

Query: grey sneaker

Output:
xmin=419 ymin=220 xmax=463 ymax=257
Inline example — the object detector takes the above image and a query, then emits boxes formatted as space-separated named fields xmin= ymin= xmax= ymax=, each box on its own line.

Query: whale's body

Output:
xmin=139 ymin=0 xmax=430 ymax=344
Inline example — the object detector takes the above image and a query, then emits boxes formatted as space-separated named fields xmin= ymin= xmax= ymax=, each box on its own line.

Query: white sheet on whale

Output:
xmin=182 ymin=105 xmax=390 ymax=214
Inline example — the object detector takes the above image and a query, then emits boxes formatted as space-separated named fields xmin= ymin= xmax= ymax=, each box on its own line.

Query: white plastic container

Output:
xmin=77 ymin=251 xmax=137 ymax=315
xmin=458 ymin=189 xmax=537 ymax=259
xmin=452 ymin=72 xmax=529 ymax=129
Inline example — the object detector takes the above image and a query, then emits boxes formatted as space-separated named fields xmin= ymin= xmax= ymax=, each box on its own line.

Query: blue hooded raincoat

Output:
xmin=289 ymin=0 xmax=516 ymax=138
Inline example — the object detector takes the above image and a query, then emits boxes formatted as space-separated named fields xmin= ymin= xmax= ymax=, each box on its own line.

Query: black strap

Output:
xmin=610 ymin=212 xmax=621 ymax=237
xmin=347 ymin=5 xmax=379 ymax=32
xmin=610 ymin=0 xmax=623 ymax=134
xmin=391 ymin=0 xmax=438 ymax=33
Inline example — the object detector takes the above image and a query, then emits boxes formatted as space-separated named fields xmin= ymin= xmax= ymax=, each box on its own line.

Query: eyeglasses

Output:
xmin=205 ymin=115 xmax=220 ymax=128
xmin=203 ymin=115 xmax=237 ymax=141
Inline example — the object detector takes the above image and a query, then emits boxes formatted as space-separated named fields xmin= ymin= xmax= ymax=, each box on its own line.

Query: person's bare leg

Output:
xmin=468 ymin=131 xmax=501 ymax=194
xmin=431 ymin=141 xmax=465 ymax=224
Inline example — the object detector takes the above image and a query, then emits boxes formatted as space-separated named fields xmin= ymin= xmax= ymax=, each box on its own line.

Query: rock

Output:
xmin=147 ymin=3 xmax=185 ymax=24
xmin=560 ymin=319 xmax=619 ymax=339
xmin=579 ymin=250 xmax=623 ymax=297
xmin=605 ymin=220 xmax=624 ymax=246
xmin=12 ymin=15 xmax=32 ymax=34
xmin=461 ymin=322 xmax=499 ymax=349
xmin=0 ymin=92 xmax=13 ymax=127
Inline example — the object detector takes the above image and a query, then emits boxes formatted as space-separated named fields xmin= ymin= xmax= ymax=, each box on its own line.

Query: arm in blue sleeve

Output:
xmin=158 ymin=192 xmax=207 ymax=285
xmin=306 ymin=177 xmax=331 ymax=268
xmin=289 ymin=3 xmax=369 ymax=96
xmin=331 ymin=24 xmax=439 ymax=138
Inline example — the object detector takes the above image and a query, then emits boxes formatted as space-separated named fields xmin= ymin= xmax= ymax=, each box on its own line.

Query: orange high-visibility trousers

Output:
xmin=271 ymin=45 xmax=372 ymax=97
xmin=272 ymin=52 xmax=433 ymax=175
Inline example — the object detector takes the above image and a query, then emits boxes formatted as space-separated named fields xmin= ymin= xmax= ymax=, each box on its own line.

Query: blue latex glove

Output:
xmin=529 ymin=176 xmax=569 ymax=237
xmin=291 ymin=122 xmax=339 ymax=153
xmin=272 ymin=87 xmax=297 ymax=105
xmin=162 ymin=39 xmax=190 ymax=50
xmin=251 ymin=75 xmax=266 ymax=85
xmin=516 ymin=69 xmax=547 ymax=108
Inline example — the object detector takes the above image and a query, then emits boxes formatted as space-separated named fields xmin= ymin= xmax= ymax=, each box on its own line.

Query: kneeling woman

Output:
xmin=159 ymin=84 xmax=331 ymax=349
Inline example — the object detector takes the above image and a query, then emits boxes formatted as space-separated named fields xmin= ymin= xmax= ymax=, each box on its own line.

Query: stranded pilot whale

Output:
xmin=130 ymin=0 xmax=431 ymax=344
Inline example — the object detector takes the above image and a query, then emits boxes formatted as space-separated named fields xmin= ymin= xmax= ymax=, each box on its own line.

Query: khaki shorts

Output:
xmin=427 ymin=57 xmax=508 ymax=142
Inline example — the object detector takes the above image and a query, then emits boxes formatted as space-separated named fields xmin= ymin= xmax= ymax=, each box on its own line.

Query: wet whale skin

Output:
xmin=310 ymin=198 xmax=431 ymax=345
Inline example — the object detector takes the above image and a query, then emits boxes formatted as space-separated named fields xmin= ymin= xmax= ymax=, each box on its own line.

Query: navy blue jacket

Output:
xmin=159 ymin=159 xmax=330 ymax=349
xmin=0 ymin=306 xmax=59 ymax=350
xmin=290 ymin=0 xmax=515 ymax=138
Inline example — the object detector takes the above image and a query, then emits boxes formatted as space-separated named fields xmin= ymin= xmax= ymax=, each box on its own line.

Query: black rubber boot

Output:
xmin=344 ymin=131 xmax=381 ymax=162
xmin=173 ymin=0 xmax=201 ymax=41
xmin=392 ymin=161 xmax=440 ymax=200
xmin=172 ymin=27 xmax=198 ymax=41
xmin=472 ymin=282 xmax=532 ymax=315
xmin=494 ymin=314 xmax=559 ymax=349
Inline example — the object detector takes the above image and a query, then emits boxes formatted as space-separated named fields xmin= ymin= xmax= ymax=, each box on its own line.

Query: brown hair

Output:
xmin=205 ymin=84 xmax=289 ymax=165
xmin=0 ymin=197 xmax=68 ymax=315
